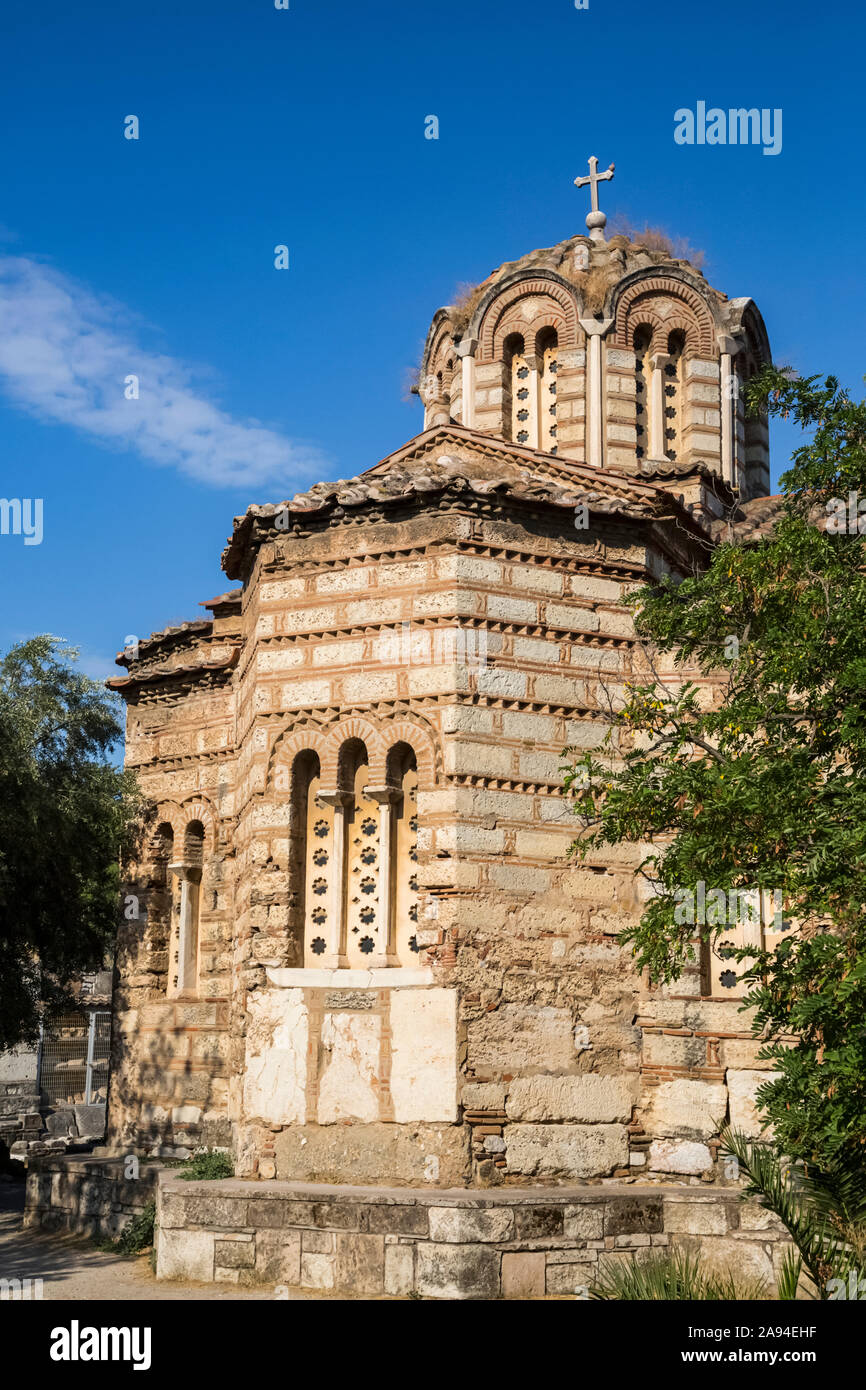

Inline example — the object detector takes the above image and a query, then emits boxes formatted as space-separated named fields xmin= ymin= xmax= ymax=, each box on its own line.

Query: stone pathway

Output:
xmin=0 ymin=1179 xmax=314 ymax=1301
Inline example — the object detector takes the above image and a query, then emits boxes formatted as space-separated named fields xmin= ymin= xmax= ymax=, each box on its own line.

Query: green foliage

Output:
xmin=565 ymin=366 xmax=866 ymax=1182
xmin=0 ymin=636 xmax=142 ymax=1050
xmin=95 ymin=1200 xmax=155 ymax=1257
xmin=175 ymin=1149 xmax=234 ymax=1181
xmin=721 ymin=1128 xmax=866 ymax=1299
xmin=590 ymin=1248 xmax=768 ymax=1301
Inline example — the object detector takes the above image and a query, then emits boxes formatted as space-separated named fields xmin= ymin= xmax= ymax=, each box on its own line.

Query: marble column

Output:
xmin=456 ymin=337 xmax=478 ymax=430
xmin=579 ymin=317 xmax=614 ymax=468
xmin=717 ymin=333 xmax=744 ymax=488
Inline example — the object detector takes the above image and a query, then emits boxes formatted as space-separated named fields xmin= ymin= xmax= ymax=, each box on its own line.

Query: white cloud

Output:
xmin=0 ymin=255 xmax=328 ymax=488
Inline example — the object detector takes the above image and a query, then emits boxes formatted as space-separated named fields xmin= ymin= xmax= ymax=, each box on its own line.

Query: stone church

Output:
xmin=106 ymin=164 xmax=776 ymax=1204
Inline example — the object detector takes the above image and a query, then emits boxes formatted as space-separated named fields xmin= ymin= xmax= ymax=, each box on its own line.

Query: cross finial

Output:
xmin=574 ymin=156 xmax=615 ymax=242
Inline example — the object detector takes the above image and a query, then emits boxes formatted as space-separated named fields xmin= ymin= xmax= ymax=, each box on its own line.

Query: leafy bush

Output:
xmin=95 ymin=1200 xmax=155 ymax=1257
xmin=175 ymin=1149 xmax=234 ymax=1182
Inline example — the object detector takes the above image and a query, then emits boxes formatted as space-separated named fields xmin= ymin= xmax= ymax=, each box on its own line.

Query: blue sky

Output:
xmin=0 ymin=0 xmax=863 ymax=682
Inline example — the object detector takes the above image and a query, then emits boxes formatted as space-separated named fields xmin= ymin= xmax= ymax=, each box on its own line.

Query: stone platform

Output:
xmin=156 ymin=1177 xmax=790 ymax=1299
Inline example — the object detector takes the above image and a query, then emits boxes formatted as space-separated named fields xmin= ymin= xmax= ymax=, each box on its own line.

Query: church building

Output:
xmin=106 ymin=163 xmax=776 ymax=1201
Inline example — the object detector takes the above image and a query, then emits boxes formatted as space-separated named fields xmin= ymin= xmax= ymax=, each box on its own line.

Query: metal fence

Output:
xmin=38 ymin=1010 xmax=111 ymax=1108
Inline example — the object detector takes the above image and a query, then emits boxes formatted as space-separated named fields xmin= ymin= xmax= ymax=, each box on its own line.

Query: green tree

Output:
xmin=0 ymin=636 xmax=141 ymax=1050
xmin=565 ymin=367 xmax=866 ymax=1190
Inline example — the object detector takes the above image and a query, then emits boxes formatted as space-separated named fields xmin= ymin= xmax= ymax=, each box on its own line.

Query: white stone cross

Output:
xmin=574 ymin=156 xmax=615 ymax=241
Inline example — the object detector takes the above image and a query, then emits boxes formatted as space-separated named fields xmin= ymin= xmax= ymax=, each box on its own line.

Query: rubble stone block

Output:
xmin=414 ymin=1243 xmax=501 ymax=1300
xmin=506 ymin=1124 xmax=628 ymax=1178
xmin=502 ymin=1252 xmax=546 ymax=1298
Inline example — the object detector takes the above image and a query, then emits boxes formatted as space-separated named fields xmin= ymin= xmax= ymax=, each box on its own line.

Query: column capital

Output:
xmin=316 ymin=789 xmax=353 ymax=808
xmin=456 ymin=336 xmax=479 ymax=359
xmin=167 ymin=861 xmax=201 ymax=883
xmin=717 ymin=331 xmax=745 ymax=357
xmin=649 ymin=352 xmax=674 ymax=372
xmin=578 ymin=316 xmax=614 ymax=338
xmin=366 ymin=785 xmax=401 ymax=806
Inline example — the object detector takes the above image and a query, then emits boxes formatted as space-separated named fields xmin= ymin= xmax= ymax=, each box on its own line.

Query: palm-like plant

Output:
xmin=590 ymin=1249 xmax=768 ymax=1301
xmin=720 ymin=1127 xmax=866 ymax=1300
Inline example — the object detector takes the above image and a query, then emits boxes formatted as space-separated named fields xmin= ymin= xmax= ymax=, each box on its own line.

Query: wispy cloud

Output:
xmin=0 ymin=255 xmax=328 ymax=489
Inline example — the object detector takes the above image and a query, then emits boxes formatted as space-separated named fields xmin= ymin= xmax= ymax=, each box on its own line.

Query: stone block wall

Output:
xmin=106 ymin=466 xmax=775 ymax=1188
xmin=25 ymin=1155 xmax=162 ymax=1240
xmin=155 ymin=1177 xmax=791 ymax=1298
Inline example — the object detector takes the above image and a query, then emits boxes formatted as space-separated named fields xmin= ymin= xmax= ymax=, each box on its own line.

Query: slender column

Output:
xmin=717 ymin=334 xmax=744 ymax=489
xmin=318 ymin=792 xmax=351 ymax=968
xmin=648 ymin=352 xmax=673 ymax=461
xmin=456 ymin=337 xmax=478 ymax=430
xmin=167 ymin=863 xmax=200 ymax=996
xmin=578 ymin=317 xmax=613 ymax=468
xmin=368 ymin=787 xmax=400 ymax=968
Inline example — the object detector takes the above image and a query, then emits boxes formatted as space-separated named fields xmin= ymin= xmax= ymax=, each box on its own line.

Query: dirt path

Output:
xmin=0 ymin=1179 xmax=311 ymax=1301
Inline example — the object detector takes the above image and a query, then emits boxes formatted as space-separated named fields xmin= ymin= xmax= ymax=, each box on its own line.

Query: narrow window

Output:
xmin=291 ymin=752 xmax=333 ymax=966
xmin=506 ymin=333 xmax=535 ymax=447
xmin=633 ymin=326 xmax=652 ymax=462
xmin=169 ymin=821 xmax=203 ymax=997
xmin=342 ymin=741 xmax=378 ymax=966
xmin=391 ymin=749 xmax=420 ymax=965
xmin=664 ymin=330 xmax=685 ymax=461
xmin=536 ymin=328 xmax=558 ymax=455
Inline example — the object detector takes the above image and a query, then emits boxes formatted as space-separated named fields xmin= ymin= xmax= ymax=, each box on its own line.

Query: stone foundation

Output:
xmin=155 ymin=1177 xmax=791 ymax=1298
xmin=24 ymin=1155 xmax=162 ymax=1240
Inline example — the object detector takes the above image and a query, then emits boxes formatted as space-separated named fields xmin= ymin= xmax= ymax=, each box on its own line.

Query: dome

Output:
xmin=417 ymin=224 xmax=771 ymax=500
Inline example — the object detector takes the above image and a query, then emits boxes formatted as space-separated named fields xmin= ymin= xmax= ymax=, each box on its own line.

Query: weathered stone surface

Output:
xmin=157 ymin=1229 xmax=214 ymax=1282
xmin=648 ymin=1140 xmax=713 ymax=1175
xmin=414 ymin=1242 xmax=500 ymax=1300
xmin=317 ymin=1013 xmax=381 ymax=1125
xmin=564 ymin=1204 xmax=604 ymax=1240
xmin=664 ymin=1199 xmax=728 ymax=1235
xmin=300 ymin=1252 xmax=335 ymax=1289
xmin=739 ymin=1202 xmax=786 ymax=1233
xmin=506 ymin=1074 xmax=638 ymax=1123
xmin=254 ymin=1229 xmax=302 ymax=1283
xmin=467 ymin=1005 xmax=579 ymax=1074
xmin=273 ymin=1122 xmax=470 ymax=1187
xmin=642 ymin=1079 xmax=728 ymax=1140
xmin=390 ymin=989 xmax=458 ymax=1123
xmin=73 ymin=1103 xmax=106 ymax=1140
xmin=334 ymin=1232 xmax=385 ymax=1293
xmin=676 ymin=1235 xmax=775 ymax=1288
xmin=605 ymin=1197 xmax=663 ymax=1236
xmin=215 ymin=1238 xmax=255 ymax=1268
xmin=384 ymin=1242 xmax=415 ymax=1295
xmin=546 ymin=1262 xmax=595 ymax=1296
xmin=502 ymin=1251 xmax=545 ymax=1298
xmin=427 ymin=1206 xmax=514 ymax=1243
xmin=243 ymin=989 xmax=308 ymax=1126
xmin=513 ymin=1205 xmax=564 ymax=1240
xmin=506 ymin=1124 xmax=628 ymax=1178
xmin=727 ymin=1069 xmax=779 ymax=1139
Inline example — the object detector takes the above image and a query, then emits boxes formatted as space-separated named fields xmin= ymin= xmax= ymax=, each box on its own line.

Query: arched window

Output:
xmin=506 ymin=333 xmax=534 ymax=447
xmin=290 ymin=751 xmax=331 ymax=966
xmin=152 ymin=822 xmax=174 ymax=993
xmin=168 ymin=821 xmax=203 ymax=997
xmin=537 ymin=328 xmax=559 ymax=454
xmin=633 ymin=326 xmax=652 ymax=462
xmin=664 ymin=330 xmax=685 ymax=462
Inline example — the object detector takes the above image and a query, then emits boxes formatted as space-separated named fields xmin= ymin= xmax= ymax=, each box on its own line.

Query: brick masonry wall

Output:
xmin=107 ymin=480 xmax=772 ymax=1188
